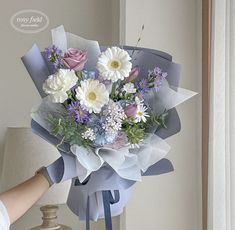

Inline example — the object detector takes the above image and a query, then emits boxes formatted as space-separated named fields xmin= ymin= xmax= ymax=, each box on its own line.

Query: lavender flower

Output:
xmin=136 ymin=79 xmax=149 ymax=99
xmin=135 ymin=67 xmax=167 ymax=98
xmin=44 ymin=45 xmax=64 ymax=70
xmin=153 ymin=67 xmax=162 ymax=75
xmin=148 ymin=67 xmax=168 ymax=91
xmin=138 ymin=79 xmax=148 ymax=92
xmin=45 ymin=45 xmax=62 ymax=57
xmin=136 ymin=91 xmax=145 ymax=100
xmin=54 ymin=58 xmax=64 ymax=68
xmin=67 ymin=101 xmax=89 ymax=123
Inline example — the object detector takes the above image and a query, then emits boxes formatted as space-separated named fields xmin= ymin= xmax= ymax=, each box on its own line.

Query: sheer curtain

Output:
xmin=208 ymin=0 xmax=235 ymax=230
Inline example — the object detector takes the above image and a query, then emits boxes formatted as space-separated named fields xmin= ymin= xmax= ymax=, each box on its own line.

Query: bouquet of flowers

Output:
xmin=22 ymin=25 xmax=196 ymax=230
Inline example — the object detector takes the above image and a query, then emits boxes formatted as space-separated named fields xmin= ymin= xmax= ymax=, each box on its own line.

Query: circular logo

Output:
xmin=10 ymin=9 xmax=49 ymax=34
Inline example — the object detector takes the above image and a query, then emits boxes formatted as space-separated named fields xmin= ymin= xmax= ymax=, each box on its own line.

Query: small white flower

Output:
xmin=122 ymin=83 xmax=136 ymax=94
xmin=102 ymin=101 xmax=126 ymax=137
xmin=82 ymin=128 xmax=96 ymax=141
xmin=75 ymin=79 xmax=109 ymax=113
xmin=135 ymin=104 xmax=150 ymax=123
xmin=43 ymin=69 xmax=78 ymax=103
xmin=135 ymin=96 xmax=144 ymax=105
xmin=97 ymin=47 xmax=132 ymax=82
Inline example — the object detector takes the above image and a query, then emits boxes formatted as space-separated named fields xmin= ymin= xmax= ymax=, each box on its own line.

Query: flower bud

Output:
xmin=124 ymin=104 xmax=137 ymax=118
xmin=126 ymin=66 xmax=140 ymax=82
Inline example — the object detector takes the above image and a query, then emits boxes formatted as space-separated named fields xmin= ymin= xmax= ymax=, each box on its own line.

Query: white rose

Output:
xmin=122 ymin=83 xmax=136 ymax=94
xmin=43 ymin=69 xmax=78 ymax=103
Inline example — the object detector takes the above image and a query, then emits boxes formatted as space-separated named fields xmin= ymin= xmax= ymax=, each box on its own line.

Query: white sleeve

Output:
xmin=0 ymin=200 xmax=10 ymax=230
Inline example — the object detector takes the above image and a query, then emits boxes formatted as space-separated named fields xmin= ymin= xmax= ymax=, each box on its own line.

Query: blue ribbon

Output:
xmin=102 ymin=190 xmax=120 ymax=230
xmin=75 ymin=177 xmax=120 ymax=230
xmin=84 ymin=190 xmax=120 ymax=230
xmin=86 ymin=196 xmax=90 ymax=230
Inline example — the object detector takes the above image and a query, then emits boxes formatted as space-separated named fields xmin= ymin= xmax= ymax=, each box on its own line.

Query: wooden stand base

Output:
xmin=30 ymin=205 xmax=72 ymax=230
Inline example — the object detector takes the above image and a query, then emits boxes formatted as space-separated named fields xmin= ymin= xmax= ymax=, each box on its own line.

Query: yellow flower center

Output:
xmin=79 ymin=111 xmax=84 ymax=116
xmin=88 ymin=91 xmax=97 ymax=101
xmin=110 ymin=60 xmax=121 ymax=69
xmin=137 ymin=111 xmax=143 ymax=116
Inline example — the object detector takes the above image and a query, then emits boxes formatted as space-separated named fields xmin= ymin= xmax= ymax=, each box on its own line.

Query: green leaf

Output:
xmin=46 ymin=114 xmax=91 ymax=147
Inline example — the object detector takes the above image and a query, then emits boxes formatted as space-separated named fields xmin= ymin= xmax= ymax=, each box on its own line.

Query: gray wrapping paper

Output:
xmin=21 ymin=25 xmax=196 ymax=220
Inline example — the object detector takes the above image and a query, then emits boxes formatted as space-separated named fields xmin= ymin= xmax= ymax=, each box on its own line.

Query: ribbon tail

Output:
xmin=86 ymin=196 xmax=90 ymax=230
xmin=102 ymin=190 xmax=120 ymax=230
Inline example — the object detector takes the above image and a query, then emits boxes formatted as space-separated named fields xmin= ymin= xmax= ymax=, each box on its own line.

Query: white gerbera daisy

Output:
xmin=75 ymin=79 xmax=109 ymax=113
xmin=97 ymin=47 xmax=132 ymax=82
xmin=135 ymin=104 xmax=150 ymax=123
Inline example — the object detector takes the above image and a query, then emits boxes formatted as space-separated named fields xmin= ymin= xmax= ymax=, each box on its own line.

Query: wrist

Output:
xmin=36 ymin=167 xmax=54 ymax=187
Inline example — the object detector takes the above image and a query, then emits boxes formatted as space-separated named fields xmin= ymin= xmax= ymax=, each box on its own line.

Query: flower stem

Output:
xmin=131 ymin=24 xmax=145 ymax=59
xmin=111 ymin=82 xmax=116 ymax=99
xmin=56 ymin=136 xmax=65 ymax=149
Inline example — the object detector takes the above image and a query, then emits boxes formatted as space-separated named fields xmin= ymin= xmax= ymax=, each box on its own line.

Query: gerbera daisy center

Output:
xmin=110 ymin=60 xmax=121 ymax=69
xmin=88 ymin=91 xmax=97 ymax=101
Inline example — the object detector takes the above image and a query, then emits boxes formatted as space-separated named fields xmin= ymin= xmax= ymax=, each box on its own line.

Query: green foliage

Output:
xmin=149 ymin=110 xmax=168 ymax=129
xmin=66 ymin=89 xmax=77 ymax=102
xmin=123 ymin=120 xmax=145 ymax=145
xmin=110 ymin=82 xmax=117 ymax=100
xmin=122 ymin=109 xmax=168 ymax=145
xmin=47 ymin=114 xmax=91 ymax=147
xmin=75 ymin=70 xmax=82 ymax=79
xmin=122 ymin=92 xmax=135 ymax=101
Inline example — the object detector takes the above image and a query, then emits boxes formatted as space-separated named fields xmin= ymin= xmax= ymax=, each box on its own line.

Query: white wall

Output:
xmin=123 ymin=1 xmax=202 ymax=230
xmin=0 ymin=0 xmax=120 ymax=229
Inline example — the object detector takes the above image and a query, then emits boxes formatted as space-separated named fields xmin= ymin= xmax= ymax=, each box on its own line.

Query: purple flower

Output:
xmin=154 ymin=77 xmax=164 ymax=91
xmin=45 ymin=45 xmax=62 ymax=58
xmin=45 ymin=45 xmax=64 ymax=70
xmin=153 ymin=67 xmax=162 ymax=75
xmin=67 ymin=101 xmax=89 ymax=123
xmin=54 ymin=58 xmax=64 ymax=68
xmin=136 ymin=91 xmax=145 ymax=100
xmin=138 ymin=79 xmax=148 ymax=92
xmin=148 ymin=67 xmax=168 ymax=91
